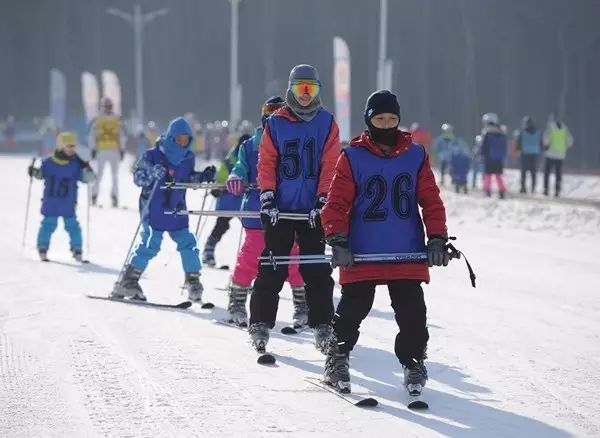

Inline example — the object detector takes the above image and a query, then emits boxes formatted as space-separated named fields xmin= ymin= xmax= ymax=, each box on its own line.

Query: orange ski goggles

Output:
xmin=290 ymin=80 xmax=321 ymax=99
xmin=262 ymin=101 xmax=284 ymax=117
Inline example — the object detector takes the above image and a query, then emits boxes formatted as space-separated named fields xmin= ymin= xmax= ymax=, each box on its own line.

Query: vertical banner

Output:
xmin=101 ymin=70 xmax=122 ymax=116
xmin=49 ymin=68 xmax=66 ymax=129
xmin=81 ymin=71 xmax=99 ymax=123
xmin=333 ymin=37 xmax=351 ymax=143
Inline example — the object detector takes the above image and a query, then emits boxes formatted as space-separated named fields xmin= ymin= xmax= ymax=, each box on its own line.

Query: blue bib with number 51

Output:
xmin=267 ymin=109 xmax=333 ymax=212
xmin=345 ymin=143 xmax=427 ymax=256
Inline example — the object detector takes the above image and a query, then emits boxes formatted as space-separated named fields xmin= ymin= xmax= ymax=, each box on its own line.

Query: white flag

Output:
xmin=49 ymin=68 xmax=66 ymax=129
xmin=333 ymin=37 xmax=351 ymax=143
xmin=81 ymin=72 xmax=99 ymax=123
xmin=101 ymin=70 xmax=122 ymax=116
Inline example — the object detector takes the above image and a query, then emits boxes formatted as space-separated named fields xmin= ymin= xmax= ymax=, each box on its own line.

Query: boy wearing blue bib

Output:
xmin=111 ymin=117 xmax=216 ymax=302
xmin=321 ymin=91 xmax=449 ymax=397
xmin=28 ymin=132 xmax=96 ymax=261
xmin=248 ymin=65 xmax=340 ymax=354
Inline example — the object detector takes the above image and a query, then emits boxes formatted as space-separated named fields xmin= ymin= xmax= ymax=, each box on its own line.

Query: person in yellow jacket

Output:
xmin=542 ymin=113 xmax=573 ymax=197
xmin=88 ymin=97 xmax=126 ymax=207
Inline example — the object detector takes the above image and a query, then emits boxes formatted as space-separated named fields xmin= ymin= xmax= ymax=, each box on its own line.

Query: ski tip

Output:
xmin=177 ymin=301 xmax=193 ymax=309
xmin=407 ymin=399 xmax=429 ymax=410
xmin=200 ymin=302 xmax=215 ymax=309
xmin=281 ymin=326 xmax=298 ymax=335
xmin=356 ymin=397 xmax=378 ymax=407
xmin=257 ymin=353 xmax=276 ymax=365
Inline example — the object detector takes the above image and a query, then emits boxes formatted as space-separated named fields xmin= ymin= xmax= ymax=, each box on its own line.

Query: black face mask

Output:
xmin=368 ymin=125 xmax=398 ymax=147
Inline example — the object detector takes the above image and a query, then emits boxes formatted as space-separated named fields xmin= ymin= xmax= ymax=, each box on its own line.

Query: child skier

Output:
xmin=320 ymin=90 xmax=449 ymax=398
xmin=249 ymin=64 xmax=339 ymax=354
xmin=480 ymin=113 xmax=508 ymax=198
xmin=450 ymin=147 xmax=471 ymax=194
xmin=111 ymin=117 xmax=216 ymax=302
xmin=28 ymin=131 xmax=96 ymax=261
xmin=225 ymin=96 xmax=307 ymax=328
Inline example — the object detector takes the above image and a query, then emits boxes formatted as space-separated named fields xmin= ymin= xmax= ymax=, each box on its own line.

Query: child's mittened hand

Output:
xmin=226 ymin=175 xmax=244 ymax=196
xmin=82 ymin=169 xmax=96 ymax=183
xmin=152 ymin=164 xmax=167 ymax=180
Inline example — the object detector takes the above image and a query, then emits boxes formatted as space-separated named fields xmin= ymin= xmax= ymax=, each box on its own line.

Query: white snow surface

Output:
xmin=1 ymin=154 xmax=599 ymax=437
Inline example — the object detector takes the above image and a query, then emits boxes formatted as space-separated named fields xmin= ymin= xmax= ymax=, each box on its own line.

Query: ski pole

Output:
xmin=193 ymin=188 xmax=210 ymax=237
xmin=86 ymin=183 xmax=91 ymax=255
xmin=196 ymin=195 xmax=216 ymax=240
xmin=162 ymin=181 xmax=258 ymax=191
xmin=115 ymin=179 xmax=160 ymax=283
xmin=21 ymin=157 xmax=36 ymax=249
xmin=169 ymin=210 xmax=308 ymax=221
xmin=260 ymin=252 xmax=428 ymax=267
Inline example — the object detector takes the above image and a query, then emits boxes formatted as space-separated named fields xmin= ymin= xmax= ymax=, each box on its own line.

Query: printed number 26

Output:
xmin=363 ymin=173 xmax=412 ymax=221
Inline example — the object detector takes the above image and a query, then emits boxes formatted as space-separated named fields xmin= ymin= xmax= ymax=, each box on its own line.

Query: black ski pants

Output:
xmin=543 ymin=158 xmax=563 ymax=196
xmin=333 ymin=280 xmax=429 ymax=368
xmin=250 ymin=219 xmax=334 ymax=328
xmin=209 ymin=216 xmax=232 ymax=242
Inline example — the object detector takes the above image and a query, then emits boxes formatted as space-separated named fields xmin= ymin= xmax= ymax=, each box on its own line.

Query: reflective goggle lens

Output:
xmin=291 ymin=80 xmax=320 ymax=98
xmin=262 ymin=102 xmax=283 ymax=117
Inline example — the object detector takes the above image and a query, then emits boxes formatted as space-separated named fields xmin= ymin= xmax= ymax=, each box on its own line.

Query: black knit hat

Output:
xmin=364 ymin=90 xmax=401 ymax=124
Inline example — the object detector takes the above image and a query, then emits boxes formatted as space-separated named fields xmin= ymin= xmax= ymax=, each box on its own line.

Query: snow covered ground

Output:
xmin=1 ymin=153 xmax=599 ymax=437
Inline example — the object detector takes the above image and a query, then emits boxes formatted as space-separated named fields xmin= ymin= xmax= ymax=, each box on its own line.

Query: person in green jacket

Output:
xmin=542 ymin=113 xmax=573 ymax=197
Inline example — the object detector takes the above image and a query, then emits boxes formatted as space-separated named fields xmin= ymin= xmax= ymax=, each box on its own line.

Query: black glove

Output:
xmin=210 ymin=189 xmax=223 ymax=198
xmin=28 ymin=165 xmax=42 ymax=179
xmin=308 ymin=195 xmax=327 ymax=229
xmin=324 ymin=233 xmax=354 ymax=269
xmin=427 ymin=234 xmax=450 ymax=267
xmin=91 ymin=149 xmax=97 ymax=160
xmin=259 ymin=190 xmax=279 ymax=226
xmin=202 ymin=165 xmax=217 ymax=183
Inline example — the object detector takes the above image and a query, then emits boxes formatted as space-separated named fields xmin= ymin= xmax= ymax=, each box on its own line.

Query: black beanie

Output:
xmin=364 ymin=90 xmax=401 ymax=124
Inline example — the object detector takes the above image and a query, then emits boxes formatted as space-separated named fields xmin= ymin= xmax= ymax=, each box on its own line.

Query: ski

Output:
xmin=257 ymin=352 xmax=276 ymax=365
xmin=214 ymin=319 xmax=248 ymax=331
xmin=281 ymin=325 xmax=308 ymax=335
xmin=304 ymin=377 xmax=378 ymax=407
xmin=86 ymin=294 xmax=192 ymax=309
xmin=407 ymin=396 xmax=428 ymax=410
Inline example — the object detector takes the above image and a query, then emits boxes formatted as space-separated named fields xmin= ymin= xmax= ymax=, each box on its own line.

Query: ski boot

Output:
xmin=202 ymin=235 xmax=218 ymax=267
xmin=403 ymin=360 xmax=428 ymax=396
xmin=248 ymin=322 xmax=270 ymax=353
xmin=323 ymin=335 xmax=351 ymax=393
xmin=112 ymin=265 xmax=146 ymax=301
xmin=72 ymin=249 xmax=83 ymax=262
xmin=313 ymin=323 xmax=333 ymax=354
xmin=499 ymin=191 xmax=506 ymax=200
xmin=227 ymin=283 xmax=250 ymax=327
xmin=111 ymin=195 xmax=118 ymax=208
xmin=38 ymin=247 xmax=49 ymax=262
xmin=184 ymin=272 xmax=204 ymax=303
xmin=292 ymin=286 xmax=309 ymax=329
xmin=91 ymin=195 xmax=98 ymax=206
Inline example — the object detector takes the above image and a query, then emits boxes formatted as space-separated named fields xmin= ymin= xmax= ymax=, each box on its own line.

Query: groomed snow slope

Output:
xmin=1 ymin=154 xmax=599 ymax=437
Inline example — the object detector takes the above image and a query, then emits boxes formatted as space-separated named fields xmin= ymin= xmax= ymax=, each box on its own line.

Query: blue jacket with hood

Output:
xmin=133 ymin=117 xmax=209 ymax=231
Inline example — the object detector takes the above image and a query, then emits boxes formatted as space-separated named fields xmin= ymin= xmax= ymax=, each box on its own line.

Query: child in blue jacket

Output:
xmin=28 ymin=132 xmax=95 ymax=261
xmin=111 ymin=117 xmax=216 ymax=302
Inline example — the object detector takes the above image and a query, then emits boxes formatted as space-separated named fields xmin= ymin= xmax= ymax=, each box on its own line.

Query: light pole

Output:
xmin=107 ymin=4 xmax=168 ymax=125
xmin=230 ymin=0 xmax=242 ymax=128
xmin=377 ymin=0 xmax=392 ymax=90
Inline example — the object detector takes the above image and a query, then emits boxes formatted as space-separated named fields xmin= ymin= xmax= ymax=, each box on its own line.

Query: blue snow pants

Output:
xmin=37 ymin=216 xmax=83 ymax=251
xmin=129 ymin=221 xmax=201 ymax=273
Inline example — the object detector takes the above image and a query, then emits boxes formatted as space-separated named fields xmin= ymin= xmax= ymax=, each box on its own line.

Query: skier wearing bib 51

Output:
xmin=248 ymin=64 xmax=339 ymax=354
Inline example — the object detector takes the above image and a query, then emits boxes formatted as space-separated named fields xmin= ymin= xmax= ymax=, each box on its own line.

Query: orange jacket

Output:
xmin=321 ymin=130 xmax=447 ymax=285
xmin=257 ymin=107 xmax=340 ymax=196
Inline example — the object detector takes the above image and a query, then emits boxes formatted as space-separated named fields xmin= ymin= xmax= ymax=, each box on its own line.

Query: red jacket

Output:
xmin=257 ymin=107 xmax=340 ymax=195
xmin=321 ymin=130 xmax=447 ymax=285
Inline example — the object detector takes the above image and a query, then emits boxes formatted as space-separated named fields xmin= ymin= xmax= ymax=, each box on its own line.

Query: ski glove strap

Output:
xmin=260 ymin=190 xmax=279 ymax=227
